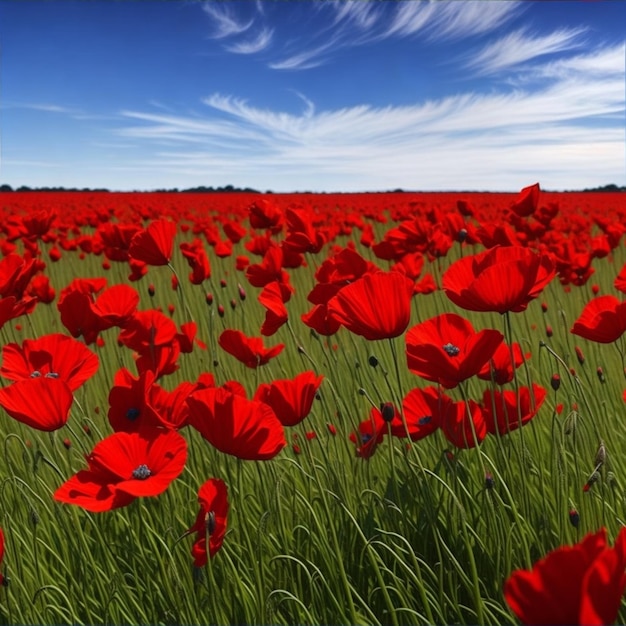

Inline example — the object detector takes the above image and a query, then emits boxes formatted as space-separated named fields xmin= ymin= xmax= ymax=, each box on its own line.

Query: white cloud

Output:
xmin=225 ymin=27 xmax=273 ymax=54
xmin=113 ymin=42 xmax=625 ymax=191
xmin=202 ymin=3 xmax=253 ymax=39
xmin=466 ymin=27 xmax=587 ymax=75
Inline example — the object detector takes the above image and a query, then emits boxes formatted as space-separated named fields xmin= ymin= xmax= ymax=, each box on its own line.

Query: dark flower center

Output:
xmin=418 ymin=416 xmax=432 ymax=425
xmin=380 ymin=402 xmax=395 ymax=422
xmin=442 ymin=343 xmax=460 ymax=357
xmin=45 ymin=372 xmax=59 ymax=379
xmin=126 ymin=407 xmax=140 ymax=421
xmin=132 ymin=464 xmax=151 ymax=480
xmin=30 ymin=370 xmax=42 ymax=378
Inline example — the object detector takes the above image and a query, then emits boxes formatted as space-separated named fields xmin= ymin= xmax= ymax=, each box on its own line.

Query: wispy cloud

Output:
xmin=201 ymin=1 xmax=523 ymax=71
xmin=225 ymin=27 xmax=273 ymax=54
xmin=114 ymin=43 xmax=625 ymax=191
xmin=201 ymin=3 xmax=253 ymax=39
xmin=466 ymin=27 xmax=588 ymax=75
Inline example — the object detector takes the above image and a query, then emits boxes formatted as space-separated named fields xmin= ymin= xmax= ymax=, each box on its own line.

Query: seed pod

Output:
xmin=594 ymin=441 xmax=606 ymax=468
xmin=569 ymin=508 xmax=580 ymax=528
xmin=550 ymin=374 xmax=561 ymax=391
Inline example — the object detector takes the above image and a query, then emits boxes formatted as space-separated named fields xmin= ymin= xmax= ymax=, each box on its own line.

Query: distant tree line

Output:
xmin=0 ymin=184 xmax=262 ymax=193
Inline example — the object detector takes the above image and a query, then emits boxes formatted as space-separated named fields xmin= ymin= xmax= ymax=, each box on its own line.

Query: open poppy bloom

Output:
xmin=129 ymin=219 xmax=177 ymax=266
xmin=327 ymin=271 xmax=414 ymax=340
xmin=443 ymin=246 xmax=556 ymax=314
xmin=504 ymin=527 xmax=626 ymax=625
xmin=0 ymin=333 xmax=99 ymax=431
xmin=218 ymin=329 xmax=284 ymax=368
xmin=477 ymin=341 xmax=526 ymax=385
xmin=54 ymin=430 xmax=187 ymax=512
xmin=390 ymin=386 xmax=444 ymax=441
xmin=440 ymin=396 xmax=486 ymax=449
xmin=258 ymin=281 xmax=290 ymax=336
xmin=406 ymin=313 xmax=503 ymax=389
xmin=482 ymin=383 xmax=547 ymax=437
xmin=188 ymin=478 xmax=229 ymax=567
xmin=254 ymin=371 xmax=323 ymax=427
xmin=570 ymin=295 xmax=626 ymax=344
xmin=180 ymin=238 xmax=211 ymax=285
xmin=186 ymin=387 xmax=286 ymax=460
xmin=349 ymin=408 xmax=387 ymax=459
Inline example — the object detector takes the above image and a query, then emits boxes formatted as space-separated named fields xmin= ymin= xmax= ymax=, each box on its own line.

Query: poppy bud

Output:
xmin=230 ymin=299 xmax=236 ymax=310
xmin=591 ymin=284 xmax=600 ymax=295
xmin=457 ymin=228 xmax=468 ymax=243
xmin=217 ymin=305 xmax=225 ymax=317
xmin=594 ymin=441 xmax=606 ymax=468
xmin=597 ymin=367 xmax=605 ymax=383
xmin=485 ymin=472 xmax=495 ymax=490
xmin=171 ymin=274 xmax=179 ymax=291
xmin=206 ymin=293 xmax=213 ymax=306
xmin=380 ymin=402 xmax=395 ymax=422
xmin=220 ymin=279 xmax=227 ymax=288
xmin=305 ymin=431 xmax=317 ymax=441
xmin=545 ymin=325 xmax=553 ymax=338
xmin=569 ymin=508 xmax=580 ymax=528
xmin=168 ymin=303 xmax=175 ymax=316
xmin=292 ymin=443 xmax=301 ymax=454
xmin=148 ymin=284 xmax=155 ymax=297
xmin=62 ymin=438 xmax=71 ymax=450
xmin=575 ymin=346 xmax=585 ymax=365
xmin=327 ymin=423 xmax=337 ymax=436
xmin=541 ymin=301 xmax=548 ymax=313
xmin=368 ymin=355 xmax=379 ymax=368
xmin=238 ymin=284 xmax=246 ymax=301
xmin=550 ymin=374 xmax=561 ymax=391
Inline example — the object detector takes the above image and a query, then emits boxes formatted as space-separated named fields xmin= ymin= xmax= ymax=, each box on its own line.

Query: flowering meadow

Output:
xmin=1 ymin=184 xmax=626 ymax=624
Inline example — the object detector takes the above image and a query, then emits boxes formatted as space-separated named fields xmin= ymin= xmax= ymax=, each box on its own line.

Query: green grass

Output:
xmin=1 ymin=224 xmax=625 ymax=625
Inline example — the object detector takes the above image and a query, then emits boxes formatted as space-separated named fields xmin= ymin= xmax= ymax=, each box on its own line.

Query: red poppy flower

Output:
xmin=108 ymin=369 xmax=162 ymax=434
xmin=510 ymin=182 xmax=540 ymax=218
xmin=0 ymin=376 xmax=74 ymax=431
xmin=477 ymin=341 xmax=526 ymax=385
xmin=482 ymin=384 xmax=547 ymax=437
xmin=327 ymin=271 xmax=414 ymax=340
xmin=504 ymin=527 xmax=626 ymax=625
xmin=440 ymin=396 xmax=486 ymax=449
xmin=188 ymin=478 xmax=229 ymax=567
xmin=258 ymin=282 xmax=289 ymax=336
xmin=389 ymin=386 xmax=443 ymax=441
xmin=218 ymin=329 xmax=284 ymax=368
xmin=253 ymin=371 xmax=323 ymax=427
xmin=245 ymin=245 xmax=293 ymax=291
xmin=570 ymin=295 xmax=626 ymax=344
xmin=180 ymin=238 xmax=211 ymax=285
xmin=443 ymin=246 xmax=556 ymax=314
xmin=1 ymin=333 xmax=99 ymax=391
xmin=129 ymin=219 xmax=177 ymax=266
xmin=406 ymin=313 xmax=503 ymax=389
xmin=349 ymin=408 xmax=387 ymax=459
xmin=248 ymin=198 xmax=284 ymax=233
xmin=54 ymin=430 xmax=187 ymax=512
xmin=186 ymin=387 xmax=286 ymax=460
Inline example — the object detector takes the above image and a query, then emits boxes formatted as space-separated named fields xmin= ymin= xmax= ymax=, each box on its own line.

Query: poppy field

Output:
xmin=1 ymin=184 xmax=626 ymax=624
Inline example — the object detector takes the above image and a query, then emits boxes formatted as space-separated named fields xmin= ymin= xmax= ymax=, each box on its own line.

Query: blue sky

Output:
xmin=0 ymin=0 xmax=624 ymax=192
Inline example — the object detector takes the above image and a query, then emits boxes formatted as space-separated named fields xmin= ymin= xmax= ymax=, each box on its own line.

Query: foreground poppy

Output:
xmin=54 ymin=430 xmax=187 ymax=512
xmin=254 ymin=371 xmax=324 ymax=427
xmin=482 ymin=383 xmax=547 ymax=437
xmin=443 ymin=246 xmax=555 ymax=314
xmin=504 ymin=527 xmax=626 ymax=625
xmin=0 ymin=333 xmax=99 ymax=431
xmin=327 ymin=271 xmax=414 ymax=340
xmin=187 ymin=478 xmax=229 ymax=567
xmin=186 ymin=387 xmax=286 ymax=460
xmin=570 ymin=295 xmax=626 ymax=344
xmin=405 ymin=313 xmax=503 ymax=389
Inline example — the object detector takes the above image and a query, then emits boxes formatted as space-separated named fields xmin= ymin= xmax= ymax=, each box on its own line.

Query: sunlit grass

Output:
xmin=0 ymin=213 xmax=625 ymax=625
